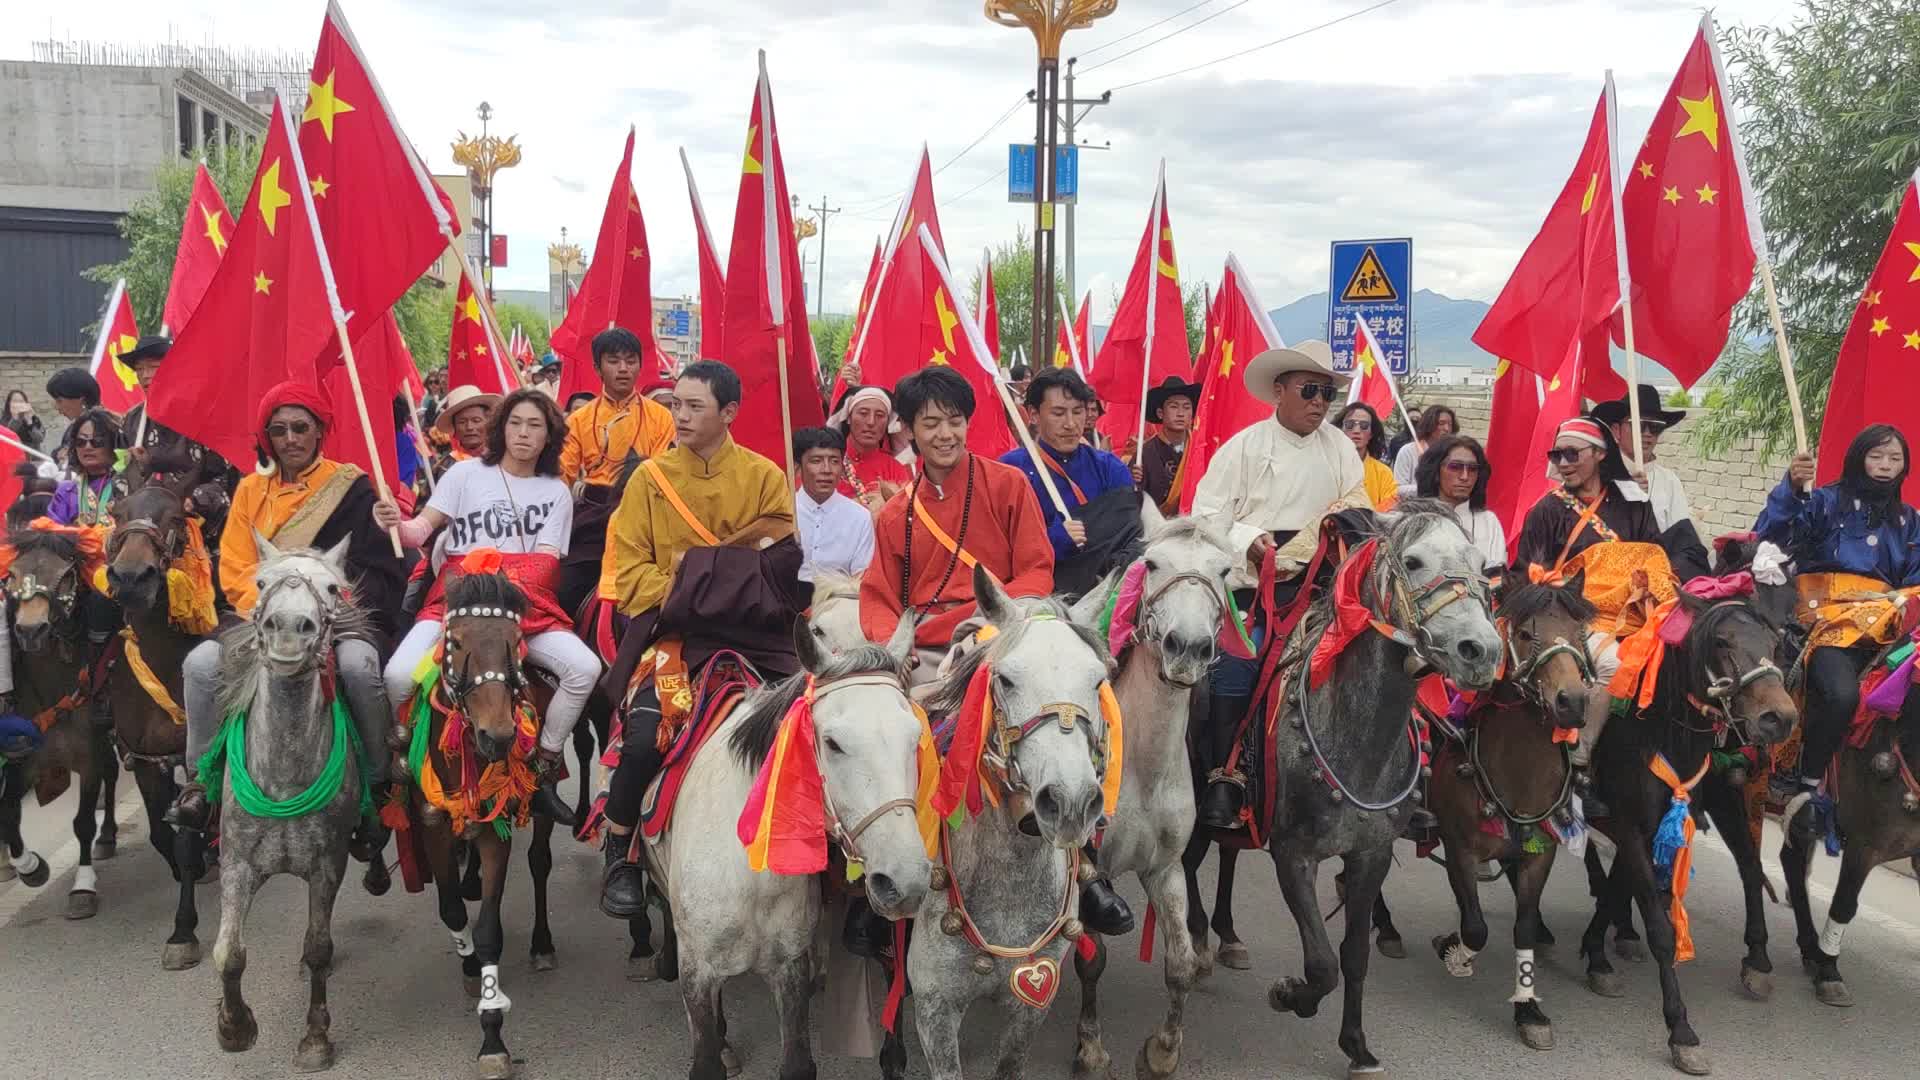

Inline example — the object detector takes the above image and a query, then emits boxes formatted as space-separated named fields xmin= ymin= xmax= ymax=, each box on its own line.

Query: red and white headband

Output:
xmin=1556 ymin=418 xmax=1607 ymax=450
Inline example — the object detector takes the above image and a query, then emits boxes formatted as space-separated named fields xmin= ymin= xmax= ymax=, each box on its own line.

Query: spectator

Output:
xmin=1393 ymin=405 xmax=1456 ymax=490
xmin=791 ymin=426 xmax=874 ymax=583
xmin=45 ymin=367 xmax=101 ymax=468
xmin=5 ymin=390 xmax=45 ymax=450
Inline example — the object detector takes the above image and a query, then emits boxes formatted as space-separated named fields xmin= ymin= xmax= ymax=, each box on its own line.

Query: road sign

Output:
xmin=1328 ymin=238 xmax=1412 ymax=377
xmin=659 ymin=309 xmax=692 ymax=337
xmin=1008 ymin=144 xmax=1037 ymax=203
xmin=1053 ymin=145 xmax=1079 ymax=204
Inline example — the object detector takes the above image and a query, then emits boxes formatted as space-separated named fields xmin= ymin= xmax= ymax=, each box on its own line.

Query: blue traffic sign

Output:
xmin=1327 ymin=238 xmax=1413 ymax=377
xmin=659 ymin=309 xmax=692 ymax=337
xmin=1053 ymin=145 xmax=1079 ymax=204
xmin=1008 ymin=144 xmax=1037 ymax=204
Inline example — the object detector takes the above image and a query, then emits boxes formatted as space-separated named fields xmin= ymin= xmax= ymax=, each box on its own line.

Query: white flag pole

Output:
xmin=1605 ymin=70 xmax=1645 ymax=476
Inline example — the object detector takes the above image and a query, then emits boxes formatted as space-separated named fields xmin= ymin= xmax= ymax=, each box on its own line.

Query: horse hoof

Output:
xmin=162 ymin=941 xmax=202 ymax=971
xmin=217 ymin=1007 xmax=258 ymax=1053
xmin=1193 ymin=944 xmax=1215 ymax=980
xmin=1071 ymin=1045 xmax=1112 ymax=1079
xmin=1137 ymin=1030 xmax=1179 ymax=1080
xmin=626 ymin=955 xmax=657 ymax=983
xmin=721 ymin=1042 xmax=742 ymax=1077
xmin=295 ymin=1036 xmax=335 ymax=1072
xmin=18 ymin=853 xmax=49 ymax=888
xmin=1615 ymin=937 xmax=1649 ymax=963
xmin=464 ymin=975 xmax=483 ymax=999
xmin=92 ymin=839 xmax=117 ymax=861
xmin=1218 ymin=941 xmax=1252 ymax=969
xmin=65 ymin=889 xmax=98 ymax=920
xmin=1375 ymin=934 xmax=1406 ymax=960
xmin=530 ymin=951 xmax=556 ymax=973
xmin=1668 ymin=1042 xmax=1711 ymax=1075
xmin=1739 ymin=965 xmax=1773 ymax=1001
xmin=1346 ymin=1064 xmax=1386 ymax=1079
xmin=1517 ymin=1022 xmax=1554 ymax=1051
xmin=474 ymin=1052 xmax=513 ymax=1080
xmin=1586 ymin=970 xmax=1625 ymax=998
xmin=1268 ymin=979 xmax=1317 ymax=1018
xmin=1814 ymin=979 xmax=1854 ymax=1008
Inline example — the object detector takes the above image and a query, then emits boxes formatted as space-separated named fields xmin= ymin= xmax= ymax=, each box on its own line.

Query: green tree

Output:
xmin=1183 ymin=282 xmax=1208 ymax=361
xmin=810 ymin=314 xmax=855 ymax=382
xmin=392 ymin=279 xmax=454 ymax=372
xmin=84 ymin=149 xmax=261 ymax=333
xmin=1701 ymin=0 xmax=1920 ymax=453
xmin=492 ymin=301 xmax=551 ymax=358
xmin=968 ymin=226 xmax=1068 ymax=369
xmin=1664 ymin=387 xmax=1693 ymax=409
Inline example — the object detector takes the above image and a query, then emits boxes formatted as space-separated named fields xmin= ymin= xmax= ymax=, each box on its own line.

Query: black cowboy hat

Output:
xmin=122 ymin=335 xmax=171 ymax=363
xmin=1145 ymin=374 xmax=1203 ymax=423
xmin=1592 ymin=383 xmax=1686 ymax=429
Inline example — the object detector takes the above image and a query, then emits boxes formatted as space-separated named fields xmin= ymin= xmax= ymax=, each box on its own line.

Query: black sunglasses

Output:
xmin=1340 ymin=417 xmax=1373 ymax=432
xmin=266 ymin=420 xmax=315 ymax=439
xmin=1442 ymin=460 xmax=1481 ymax=474
xmin=1545 ymin=446 xmax=1592 ymax=466
xmin=73 ymin=436 xmax=114 ymax=449
xmin=1295 ymin=382 xmax=1341 ymax=402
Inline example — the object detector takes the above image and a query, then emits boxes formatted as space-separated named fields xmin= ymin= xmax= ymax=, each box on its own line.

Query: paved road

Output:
xmin=3 ymin=780 xmax=1917 ymax=1080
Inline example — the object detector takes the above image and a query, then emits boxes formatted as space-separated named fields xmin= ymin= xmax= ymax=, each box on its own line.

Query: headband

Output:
xmin=827 ymin=385 xmax=895 ymax=430
xmin=1555 ymin=418 xmax=1607 ymax=450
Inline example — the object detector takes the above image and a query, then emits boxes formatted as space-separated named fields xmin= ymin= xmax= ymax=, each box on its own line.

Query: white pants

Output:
xmin=1573 ymin=631 xmax=1622 ymax=766
xmin=383 ymin=620 xmax=602 ymax=754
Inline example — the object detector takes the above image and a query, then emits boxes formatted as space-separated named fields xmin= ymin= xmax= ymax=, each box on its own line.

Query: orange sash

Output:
xmin=1039 ymin=450 xmax=1088 ymax=505
xmin=641 ymin=459 xmax=721 ymax=547
xmin=911 ymin=494 xmax=979 ymax=571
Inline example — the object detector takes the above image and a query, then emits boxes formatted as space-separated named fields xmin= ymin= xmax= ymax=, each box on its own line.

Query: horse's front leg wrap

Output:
xmin=1508 ymin=948 xmax=1537 ymax=1003
xmin=476 ymin=963 xmax=511 ymax=1014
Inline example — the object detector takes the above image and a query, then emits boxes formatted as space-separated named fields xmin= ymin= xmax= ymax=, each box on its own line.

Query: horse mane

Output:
xmin=215 ymin=551 xmax=369 ymax=718
xmin=727 ymin=644 xmax=907 ymax=769
xmin=6 ymin=493 xmax=52 ymax=531
xmin=1288 ymin=497 xmax=1464 ymax=654
xmin=810 ymin=571 xmax=861 ymax=606
xmin=1146 ymin=512 xmax=1235 ymax=555
xmin=445 ymin=570 xmax=527 ymax=616
xmin=1496 ymin=578 xmax=1596 ymax=628
xmin=5 ymin=527 xmax=81 ymax=564
xmin=920 ymin=594 xmax=1109 ymax=717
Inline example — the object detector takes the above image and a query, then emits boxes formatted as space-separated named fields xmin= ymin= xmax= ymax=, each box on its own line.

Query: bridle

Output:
xmin=1677 ymin=599 xmax=1785 ymax=741
xmin=977 ymin=614 xmax=1112 ymax=806
xmin=251 ymin=569 xmax=341 ymax=676
xmin=105 ymin=495 xmax=187 ymax=566
xmin=1134 ymin=567 xmax=1228 ymax=684
xmin=1369 ymin=524 xmax=1494 ymax=673
xmin=1500 ymin=617 xmax=1596 ymax=712
xmin=5 ymin=562 xmax=82 ymax=630
xmin=439 ymin=604 xmax=528 ymax=710
xmin=808 ymin=668 xmax=920 ymax=877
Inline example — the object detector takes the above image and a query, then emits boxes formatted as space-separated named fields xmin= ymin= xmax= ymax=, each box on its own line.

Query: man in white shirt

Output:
xmin=1595 ymin=384 xmax=1695 ymax=532
xmin=1191 ymin=340 xmax=1369 ymax=828
xmin=792 ymin=427 xmax=875 ymax=584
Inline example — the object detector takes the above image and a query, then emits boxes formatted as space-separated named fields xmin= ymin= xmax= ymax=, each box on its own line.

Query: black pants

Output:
xmin=603 ymin=683 xmax=663 ymax=830
xmin=1801 ymin=646 xmax=1870 ymax=782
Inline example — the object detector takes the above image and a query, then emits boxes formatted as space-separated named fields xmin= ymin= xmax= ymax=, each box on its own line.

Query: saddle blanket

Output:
xmin=639 ymin=674 xmax=752 ymax=841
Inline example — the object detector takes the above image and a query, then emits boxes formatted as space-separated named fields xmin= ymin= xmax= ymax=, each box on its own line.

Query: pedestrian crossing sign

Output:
xmin=1339 ymin=246 xmax=1398 ymax=302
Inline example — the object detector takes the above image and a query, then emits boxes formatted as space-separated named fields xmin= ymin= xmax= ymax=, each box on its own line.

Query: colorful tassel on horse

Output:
xmin=737 ymin=680 xmax=827 ymax=874
xmin=1648 ymin=752 xmax=1708 ymax=963
xmin=1099 ymin=682 xmax=1124 ymax=818
xmin=934 ymin=663 xmax=996 ymax=824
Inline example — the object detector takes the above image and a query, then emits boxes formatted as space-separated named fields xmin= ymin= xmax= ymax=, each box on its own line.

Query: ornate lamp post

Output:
xmin=451 ymin=101 xmax=523 ymax=300
xmin=548 ymin=226 xmax=583 ymax=324
xmin=984 ymin=0 xmax=1116 ymax=366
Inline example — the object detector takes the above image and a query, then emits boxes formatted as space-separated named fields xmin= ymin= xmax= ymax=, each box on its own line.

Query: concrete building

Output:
xmin=425 ymin=173 xmax=481 ymax=289
xmin=652 ymin=295 xmax=702 ymax=371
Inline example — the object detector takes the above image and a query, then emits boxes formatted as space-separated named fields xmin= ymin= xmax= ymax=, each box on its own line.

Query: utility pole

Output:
xmin=808 ymin=196 xmax=841 ymax=319
xmin=1058 ymin=56 xmax=1111 ymax=301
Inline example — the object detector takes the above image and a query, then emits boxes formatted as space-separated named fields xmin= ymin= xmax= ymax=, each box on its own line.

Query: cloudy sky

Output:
xmin=10 ymin=0 xmax=1803 ymax=323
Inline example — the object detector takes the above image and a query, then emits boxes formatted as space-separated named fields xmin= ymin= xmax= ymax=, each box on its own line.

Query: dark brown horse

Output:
xmin=104 ymin=471 xmax=213 ymax=969
xmin=1426 ymin=577 xmax=1594 ymax=1051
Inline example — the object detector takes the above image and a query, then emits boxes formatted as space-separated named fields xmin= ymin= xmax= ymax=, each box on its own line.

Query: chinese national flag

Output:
xmin=447 ymin=272 xmax=511 ymax=394
xmin=1615 ymin=17 xmax=1756 ymax=388
xmin=680 ymin=147 xmax=728 ymax=363
xmin=1093 ymin=162 xmax=1193 ymax=450
xmin=847 ymin=146 xmax=947 ymax=392
xmin=299 ymin=2 xmax=456 ymax=345
xmin=1483 ymin=358 xmax=1545 ymax=554
xmin=722 ymin=52 xmax=826 ymax=473
xmin=1472 ymin=84 xmax=1624 ymax=386
xmin=1054 ymin=292 xmax=1090 ymax=374
xmin=976 ymin=248 xmax=1001 ymax=361
xmin=916 ymin=226 xmax=1015 ymax=459
xmin=1349 ymin=316 xmax=1401 ymax=421
xmin=149 ymin=96 xmax=337 ymax=470
xmin=89 ymin=279 xmax=144 ymax=414
xmin=1817 ymin=168 xmax=1920 ymax=503
xmin=0 ymin=430 xmax=28 ymax=512
xmin=162 ymin=162 xmax=235 ymax=335
xmin=550 ymin=127 xmax=661 ymax=403
xmin=1177 ymin=254 xmax=1283 ymax=514
xmin=319 ymin=310 xmax=411 ymax=495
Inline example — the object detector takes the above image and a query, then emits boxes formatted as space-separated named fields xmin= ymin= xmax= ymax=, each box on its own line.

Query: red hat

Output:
xmin=255 ymin=380 xmax=334 ymax=460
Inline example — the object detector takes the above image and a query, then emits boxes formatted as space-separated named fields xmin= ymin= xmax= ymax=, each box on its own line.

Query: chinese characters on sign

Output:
xmin=1327 ymin=238 xmax=1413 ymax=377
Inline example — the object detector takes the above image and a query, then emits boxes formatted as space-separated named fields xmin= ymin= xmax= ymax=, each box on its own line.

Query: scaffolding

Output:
xmin=30 ymin=37 xmax=308 ymax=110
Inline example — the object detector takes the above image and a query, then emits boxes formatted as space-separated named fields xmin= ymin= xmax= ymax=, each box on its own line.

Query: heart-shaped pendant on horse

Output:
xmin=1008 ymin=955 xmax=1059 ymax=1009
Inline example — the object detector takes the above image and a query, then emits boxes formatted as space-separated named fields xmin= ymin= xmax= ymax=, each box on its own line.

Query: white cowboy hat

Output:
xmin=1240 ymin=340 xmax=1349 ymax=405
xmin=433 ymin=384 xmax=502 ymax=435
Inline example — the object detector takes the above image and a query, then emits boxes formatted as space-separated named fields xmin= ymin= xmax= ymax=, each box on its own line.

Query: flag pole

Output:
xmin=400 ymin=381 xmax=435 ymax=494
xmin=330 ymin=317 xmax=404 ymax=556
xmin=1604 ymin=70 xmax=1646 ymax=475
xmin=1756 ymin=261 xmax=1807 ymax=454
xmin=1134 ymin=163 xmax=1167 ymax=462
xmin=757 ymin=52 xmax=796 ymax=484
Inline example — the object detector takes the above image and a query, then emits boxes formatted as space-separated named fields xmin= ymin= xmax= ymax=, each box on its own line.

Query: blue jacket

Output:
xmin=1000 ymin=442 xmax=1135 ymax=559
xmin=1754 ymin=473 xmax=1920 ymax=587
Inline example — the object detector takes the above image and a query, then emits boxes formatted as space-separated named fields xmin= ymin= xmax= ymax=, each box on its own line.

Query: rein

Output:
xmin=810 ymin=671 xmax=920 ymax=873
xmin=1671 ymin=601 xmax=1785 ymax=744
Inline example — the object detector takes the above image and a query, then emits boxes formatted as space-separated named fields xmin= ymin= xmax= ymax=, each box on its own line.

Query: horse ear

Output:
xmin=973 ymin=562 xmax=1015 ymax=626
xmin=321 ymin=535 xmax=351 ymax=577
xmin=885 ymin=610 xmax=918 ymax=666
xmin=1138 ymin=494 xmax=1166 ymax=538
xmin=1067 ymin=569 xmax=1117 ymax=628
xmin=1561 ymin=567 xmax=1585 ymax=598
xmin=252 ymin=530 xmax=281 ymax=564
xmin=793 ymin=614 xmax=825 ymax=674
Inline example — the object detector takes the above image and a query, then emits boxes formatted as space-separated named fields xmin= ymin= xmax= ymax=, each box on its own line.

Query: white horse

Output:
xmin=807 ymin=572 xmax=866 ymax=654
xmin=901 ymin=564 xmax=1116 ymax=1080
xmin=1065 ymin=502 xmax=1237 ymax=1080
xmin=644 ymin=614 xmax=932 ymax=1080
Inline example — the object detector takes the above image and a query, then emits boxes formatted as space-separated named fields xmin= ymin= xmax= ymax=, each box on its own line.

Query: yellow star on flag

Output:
xmin=253 ymin=271 xmax=273 ymax=295
xmin=475 ymin=344 xmax=488 ymax=356
xmin=1493 ymin=358 xmax=1511 ymax=379
xmin=1871 ymin=317 xmax=1891 ymax=337
xmin=1637 ymin=161 xmax=1654 ymax=180
xmin=1904 ymin=242 xmax=1920 ymax=283
xmin=1356 ymin=346 xmax=1377 ymax=375
xmin=202 ymin=207 xmax=229 ymax=255
xmin=1696 ymin=183 xmax=1718 ymax=205
xmin=1906 ymin=329 xmax=1920 ymax=351
xmin=1579 ymin=172 xmax=1599 ymax=215
xmin=1674 ymin=89 xmax=1720 ymax=151
xmin=1157 ymin=226 xmax=1178 ymax=280
xmin=107 ymin=333 xmax=137 ymax=363
xmin=1053 ymin=346 xmax=1070 ymax=369
xmin=1547 ymin=375 xmax=1562 ymax=392
xmin=461 ymin=293 xmax=483 ymax=325
xmin=309 ymin=174 xmax=331 ymax=199
xmin=741 ymin=124 xmax=762 ymax=175
xmin=1662 ymin=186 xmax=1681 ymax=205
xmin=302 ymin=69 xmax=356 ymax=142
xmin=1867 ymin=289 xmax=1884 ymax=306
xmin=629 ymin=246 xmax=645 ymax=260
xmin=1217 ymin=338 xmax=1235 ymax=377
xmin=256 ymin=158 xmax=292 ymax=236
xmin=928 ymin=287 xmax=960 ymax=366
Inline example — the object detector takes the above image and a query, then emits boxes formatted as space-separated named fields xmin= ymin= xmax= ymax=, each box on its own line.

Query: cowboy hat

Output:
xmin=1241 ymin=340 xmax=1349 ymax=405
xmin=433 ymin=384 xmax=501 ymax=435
xmin=1145 ymin=374 xmax=1202 ymax=423
xmin=1592 ymin=383 xmax=1686 ymax=429
xmin=122 ymin=335 xmax=171 ymax=364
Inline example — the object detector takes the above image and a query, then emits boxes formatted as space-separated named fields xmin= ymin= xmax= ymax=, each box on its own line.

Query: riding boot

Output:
xmin=1077 ymin=843 xmax=1134 ymax=936
xmin=841 ymin=894 xmax=895 ymax=960
xmin=530 ymin=746 xmax=580 ymax=829
xmin=166 ymin=779 xmax=212 ymax=830
xmin=601 ymin=829 xmax=646 ymax=919
xmin=1569 ymin=691 xmax=1613 ymax=819
xmin=1200 ymin=692 xmax=1251 ymax=830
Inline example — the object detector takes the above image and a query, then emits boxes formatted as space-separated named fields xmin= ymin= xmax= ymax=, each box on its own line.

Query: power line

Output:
xmin=837 ymin=93 xmax=1027 ymax=216
xmin=1104 ymin=0 xmax=1404 ymax=91
xmin=1076 ymin=0 xmax=1218 ymax=59
xmin=1078 ymin=0 xmax=1256 ymax=75
xmin=943 ymin=166 xmax=1009 ymax=208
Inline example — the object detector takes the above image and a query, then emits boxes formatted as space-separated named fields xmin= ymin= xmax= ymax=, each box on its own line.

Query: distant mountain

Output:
xmin=1269 ymin=289 xmax=1496 ymax=369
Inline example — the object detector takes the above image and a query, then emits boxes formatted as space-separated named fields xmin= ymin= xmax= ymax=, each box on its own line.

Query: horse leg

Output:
xmin=1614 ymin=826 xmax=1707 ymax=1075
xmin=471 ymin=833 xmax=515 ymax=1079
xmin=93 ymin=732 xmax=119 ymax=859
xmin=1334 ymin=850 xmax=1391 ymax=1077
xmin=212 ymin=858 xmax=261 ymax=1053
xmin=683 ymin=970 xmax=728 ymax=1080
xmin=528 ymin=814 xmax=556 ymax=972
xmin=1704 ymin=789 xmax=1773 ymax=1000
xmin=770 ymin=950 xmax=816 ymax=1080
xmin=0 ymin=772 xmax=48 ymax=886
xmin=1509 ymin=852 xmax=1555 ymax=1051
xmin=1178 ymin=829 xmax=1214 ymax=975
xmin=1069 ymin=931 xmax=1110 ymax=1079
xmin=65 ymin=765 xmax=102 ymax=920
xmin=1505 ymin=859 xmax=1551 ymax=947
xmin=1431 ymin=838 xmax=1489 ymax=977
xmin=1806 ymin=841 xmax=1879 ymax=1008
xmin=570 ymin=705 xmax=596 ymax=827
xmin=1778 ymin=815 xmax=1823 ymax=990
xmin=1370 ymin=889 xmax=1404 ymax=959
xmin=1139 ymin=860 xmax=1199 ymax=1080
xmin=134 ymin=763 xmax=200 ymax=969
xmin=1581 ymin=856 xmax=1625 ymax=998
xmin=627 ymin=909 xmax=657 ymax=981
xmin=423 ymin=819 xmax=481 ymax=995
xmin=1212 ymin=843 xmax=1252 ymax=968
xmin=991 ymin=975 xmax=1055 ymax=1080
xmin=132 ymin=762 xmax=178 ymax=874
xmin=461 ymin=839 xmax=484 ymax=901
xmin=296 ymin=859 xmax=346 ymax=1072
xmin=1267 ymin=851 xmax=1337 ymax=1020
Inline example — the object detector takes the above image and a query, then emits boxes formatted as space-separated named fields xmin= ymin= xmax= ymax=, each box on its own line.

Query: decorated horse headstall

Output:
xmin=1497 ymin=615 xmax=1597 ymax=712
xmin=250 ymin=571 xmax=342 ymax=678
xmin=4 ymin=564 xmax=81 ymax=623
xmin=1678 ymin=597 xmax=1784 ymax=739
xmin=438 ymin=603 xmax=530 ymax=710
xmin=1102 ymin=557 xmax=1249 ymax=665
xmin=1371 ymin=534 xmax=1492 ymax=672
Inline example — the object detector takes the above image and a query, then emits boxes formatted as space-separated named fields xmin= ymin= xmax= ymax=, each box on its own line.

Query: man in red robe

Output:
xmin=829 ymin=383 xmax=912 ymax=512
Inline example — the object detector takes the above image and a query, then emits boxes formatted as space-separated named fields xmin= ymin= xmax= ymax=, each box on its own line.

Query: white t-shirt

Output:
xmin=427 ymin=458 xmax=573 ymax=557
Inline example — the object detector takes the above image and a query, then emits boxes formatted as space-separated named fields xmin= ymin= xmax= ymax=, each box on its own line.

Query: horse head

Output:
xmin=1494 ymin=573 xmax=1597 ymax=731
xmin=249 ymin=535 xmax=350 ymax=677
xmin=105 ymin=474 xmax=195 ymax=616
xmin=784 ymin=611 xmax=931 ymax=918
xmin=1374 ymin=499 xmax=1501 ymax=690
xmin=440 ymin=568 xmax=529 ymax=764
xmin=960 ymin=563 xmax=1114 ymax=850
xmin=1127 ymin=500 xmax=1237 ymax=688
xmin=1675 ymin=588 xmax=1798 ymax=747
xmin=5 ymin=529 xmax=85 ymax=656
xmin=805 ymin=571 xmax=867 ymax=655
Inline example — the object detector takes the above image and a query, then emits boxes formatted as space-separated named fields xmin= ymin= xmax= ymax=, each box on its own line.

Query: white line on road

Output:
xmin=1692 ymin=828 xmax=1920 ymax=940
xmin=0 ymin=783 xmax=144 ymax=929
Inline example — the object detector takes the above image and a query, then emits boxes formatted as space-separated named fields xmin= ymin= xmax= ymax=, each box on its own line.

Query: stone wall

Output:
xmin=0 ymin=351 xmax=86 ymax=446
xmin=1398 ymin=387 xmax=1790 ymax=543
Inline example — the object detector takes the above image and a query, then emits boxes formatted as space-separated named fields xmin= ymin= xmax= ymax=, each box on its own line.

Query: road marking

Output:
xmin=1692 ymin=829 xmax=1920 ymax=940
xmin=0 ymin=783 xmax=143 ymax=929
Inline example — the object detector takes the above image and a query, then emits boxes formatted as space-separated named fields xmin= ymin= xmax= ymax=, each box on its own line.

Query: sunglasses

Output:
xmin=266 ymin=420 xmax=315 ymax=439
xmin=1294 ymin=382 xmax=1341 ymax=402
xmin=1442 ymin=460 xmax=1481 ymax=475
xmin=1340 ymin=418 xmax=1374 ymax=433
xmin=1545 ymin=446 xmax=1592 ymax=466
xmin=73 ymin=436 xmax=113 ymax=449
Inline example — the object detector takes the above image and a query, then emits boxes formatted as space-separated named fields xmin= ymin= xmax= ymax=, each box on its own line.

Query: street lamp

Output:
xmin=984 ymin=0 xmax=1116 ymax=365
xmin=548 ymin=226 xmax=583 ymax=325
xmin=452 ymin=101 xmax=523 ymax=301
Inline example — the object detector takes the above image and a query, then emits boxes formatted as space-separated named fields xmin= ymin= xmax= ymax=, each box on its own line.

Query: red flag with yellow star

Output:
xmin=1177 ymin=254 xmax=1283 ymax=514
xmin=88 ymin=279 xmax=144 ymax=415
xmin=1348 ymin=315 xmax=1404 ymax=424
xmin=1093 ymin=162 xmax=1193 ymax=453
xmin=1482 ymin=357 xmax=1542 ymax=553
xmin=680 ymin=147 xmax=727 ymax=363
xmin=1615 ymin=16 xmax=1757 ymax=388
xmin=149 ymin=96 xmax=338 ymax=469
xmin=447 ymin=272 xmax=511 ymax=394
xmin=162 ymin=163 xmax=234 ymax=336
xmin=976 ymin=248 xmax=1001 ymax=361
xmin=915 ymin=225 xmax=1014 ymax=458
xmin=826 ymin=239 xmax=884 ymax=410
xmin=846 ymin=145 xmax=949 ymax=393
xmin=723 ymin=52 xmax=826 ymax=473
xmin=299 ymin=1 xmax=456 ymax=346
xmin=1817 ymin=168 xmax=1920 ymax=501
xmin=1053 ymin=292 xmax=1091 ymax=375
xmin=551 ymin=127 xmax=662 ymax=402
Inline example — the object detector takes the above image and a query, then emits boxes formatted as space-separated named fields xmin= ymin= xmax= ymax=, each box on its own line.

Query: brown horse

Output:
xmin=402 ymin=568 xmax=562 ymax=1080
xmin=0 ymin=527 xmax=119 ymax=917
xmin=104 ymin=472 xmax=212 ymax=969
xmin=1426 ymin=577 xmax=1595 ymax=1051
